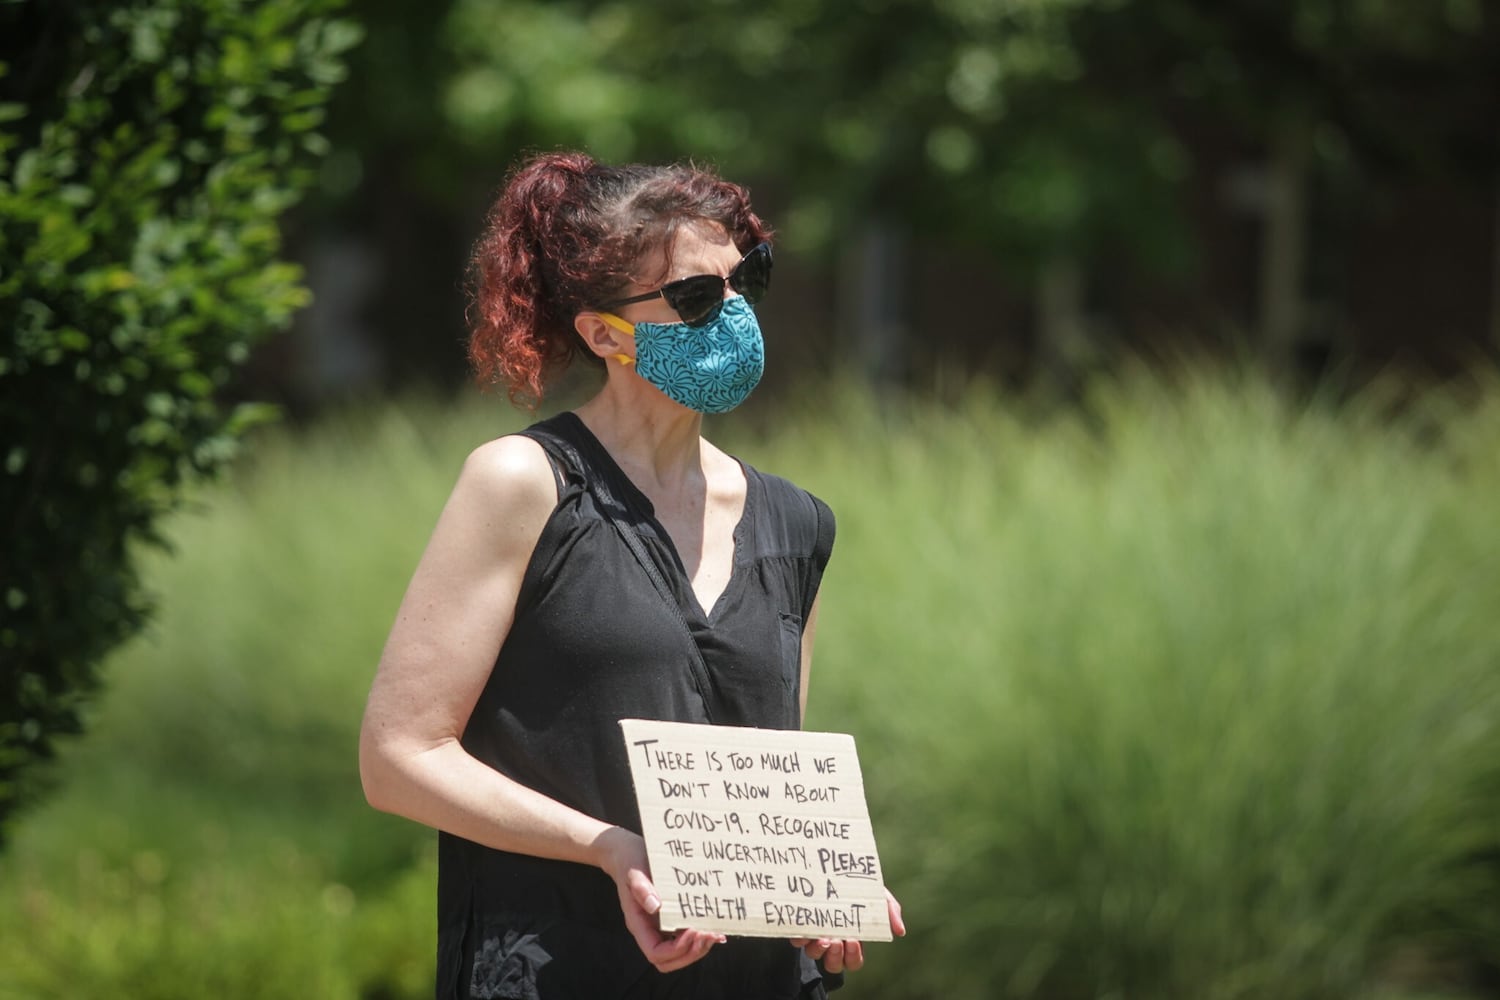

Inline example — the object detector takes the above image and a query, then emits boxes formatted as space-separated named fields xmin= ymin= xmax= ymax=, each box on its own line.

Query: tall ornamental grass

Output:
xmin=771 ymin=371 xmax=1500 ymax=1000
xmin=1 ymin=368 xmax=1497 ymax=999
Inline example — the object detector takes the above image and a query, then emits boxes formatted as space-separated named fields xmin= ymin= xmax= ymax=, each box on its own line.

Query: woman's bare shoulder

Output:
xmin=459 ymin=433 xmax=557 ymax=501
xmin=435 ymin=434 xmax=560 ymax=556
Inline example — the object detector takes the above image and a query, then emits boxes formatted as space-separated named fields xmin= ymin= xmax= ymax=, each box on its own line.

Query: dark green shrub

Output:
xmin=0 ymin=0 xmax=359 ymax=842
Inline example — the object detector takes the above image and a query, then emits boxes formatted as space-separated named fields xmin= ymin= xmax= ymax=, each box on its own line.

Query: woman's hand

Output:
xmin=790 ymin=887 xmax=905 ymax=974
xmin=596 ymin=827 xmax=725 ymax=973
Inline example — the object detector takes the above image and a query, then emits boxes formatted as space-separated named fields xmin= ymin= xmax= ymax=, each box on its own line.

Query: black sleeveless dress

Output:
xmin=436 ymin=412 xmax=839 ymax=1000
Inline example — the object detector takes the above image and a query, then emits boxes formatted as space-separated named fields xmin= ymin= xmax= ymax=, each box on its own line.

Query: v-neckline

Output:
xmin=562 ymin=412 xmax=754 ymax=623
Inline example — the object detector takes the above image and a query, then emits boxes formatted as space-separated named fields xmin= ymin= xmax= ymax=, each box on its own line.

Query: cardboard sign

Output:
xmin=619 ymin=718 xmax=892 ymax=942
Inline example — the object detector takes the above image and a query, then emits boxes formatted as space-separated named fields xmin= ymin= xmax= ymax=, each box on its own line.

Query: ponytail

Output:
xmin=467 ymin=152 xmax=595 ymax=405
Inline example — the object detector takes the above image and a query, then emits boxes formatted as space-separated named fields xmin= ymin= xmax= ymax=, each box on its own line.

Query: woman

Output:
xmin=359 ymin=151 xmax=903 ymax=999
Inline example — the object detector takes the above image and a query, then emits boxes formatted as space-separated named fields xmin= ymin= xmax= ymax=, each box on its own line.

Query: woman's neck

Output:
xmin=573 ymin=383 xmax=707 ymax=492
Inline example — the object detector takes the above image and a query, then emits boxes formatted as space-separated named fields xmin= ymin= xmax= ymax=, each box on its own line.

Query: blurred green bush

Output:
xmin=786 ymin=373 xmax=1500 ymax=999
xmin=0 ymin=0 xmax=360 ymax=840
xmin=1 ymin=371 xmax=1497 ymax=998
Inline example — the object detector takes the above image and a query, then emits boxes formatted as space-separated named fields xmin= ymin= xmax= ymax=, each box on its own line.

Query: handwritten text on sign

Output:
xmin=619 ymin=718 xmax=891 ymax=942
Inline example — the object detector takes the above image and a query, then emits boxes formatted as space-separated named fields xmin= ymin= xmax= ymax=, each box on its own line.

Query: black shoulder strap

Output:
xmin=803 ymin=492 xmax=836 ymax=620
xmin=516 ymin=416 xmax=583 ymax=495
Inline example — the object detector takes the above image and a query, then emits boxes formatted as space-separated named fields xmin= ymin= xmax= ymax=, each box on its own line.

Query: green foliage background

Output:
xmin=1 ymin=0 xmax=1497 ymax=996
xmin=0 ymin=0 xmax=359 ymax=839
xmin=2 ymin=373 xmax=1497 ymax=998
xmin=418 ymin=0 xmax=1494 ymax=265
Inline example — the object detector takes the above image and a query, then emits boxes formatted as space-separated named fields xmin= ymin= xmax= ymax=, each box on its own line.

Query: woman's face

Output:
xmin=612 ymin=223 xmax=744 ymax=327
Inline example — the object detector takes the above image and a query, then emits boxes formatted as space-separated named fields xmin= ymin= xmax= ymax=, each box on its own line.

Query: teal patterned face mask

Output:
xmin=601 ymin=296 xmax=765 ymax=414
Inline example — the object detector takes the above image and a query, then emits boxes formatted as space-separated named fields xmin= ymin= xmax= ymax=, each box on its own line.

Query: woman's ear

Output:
xmin=574 ymin=311 xmax=635 ymax=365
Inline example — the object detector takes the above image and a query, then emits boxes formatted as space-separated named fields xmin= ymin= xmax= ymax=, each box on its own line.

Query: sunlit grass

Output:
xmin=2 ymin=368 xmax=1497 ymax=998
xmin=777 ymin=371 xmax=1500 ymax=999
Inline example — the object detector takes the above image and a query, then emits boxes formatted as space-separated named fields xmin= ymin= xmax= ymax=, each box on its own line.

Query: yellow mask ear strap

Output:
xmin=598 ymin=312 xmax=635 ymax=337
xmin=597 ymin=312 xmax=636 ymax=366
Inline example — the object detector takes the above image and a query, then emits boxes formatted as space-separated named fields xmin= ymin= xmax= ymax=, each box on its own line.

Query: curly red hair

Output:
xmin=466 ymin=151 xmax=774 ymax=405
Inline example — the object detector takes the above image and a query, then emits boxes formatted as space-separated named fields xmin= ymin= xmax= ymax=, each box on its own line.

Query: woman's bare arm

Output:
xmin=358 ymin=434 xmax=721 ymax=971
xmin=797 ymin=592 xmax=822 ymax=723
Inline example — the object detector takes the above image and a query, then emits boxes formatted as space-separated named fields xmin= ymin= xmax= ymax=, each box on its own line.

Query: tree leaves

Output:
xmin=0 ymin=0 xmax=358 ymax=844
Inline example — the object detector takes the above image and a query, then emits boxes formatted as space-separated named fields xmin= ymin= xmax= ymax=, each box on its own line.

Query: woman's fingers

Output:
xmin=619 ymin=902 xmax=723 ymax=972
xmin=796 ymin=937 xmax=851 ymax=972
xmin=651 ymin=929 xmax=726 ymax=973
xmin=599 ymin=823 xmax=739 ymax=973
xmin=885 ymin=888 xmax=907 ymax=937
xmin=790 ymin=890 xmax=901 ymax=973
xmin=794 ymin=934 xmax=870 ymax=973
xmin=610 ymin=851 xmax=722 ymax=972
xmin=647 ymin=930 xmax=709 ymax=972
xmin=626 ymin=866 xmax=662 ymax=915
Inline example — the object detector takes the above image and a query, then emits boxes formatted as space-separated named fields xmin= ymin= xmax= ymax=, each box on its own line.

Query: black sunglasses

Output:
xmin=598 ymin=242 xmax=772 ymax=326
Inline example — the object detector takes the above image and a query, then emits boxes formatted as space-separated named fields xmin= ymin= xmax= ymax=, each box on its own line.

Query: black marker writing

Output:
xmin=658 ymin=778 xmax=713 ymax=798
xmin=816 ymin=848 xmax=878 ymax=878
xmin=678 ymin=893 xmax=747 ymax=921
xmin=700 ymin=840 xmax=809 ymax=868
xmin=762 ymin=901 xmax=867 ymax=934
xmin=783 ymin=782 xmax=840 ymax=804
xmin=757 ymin=814 xmax=852 ymax=840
